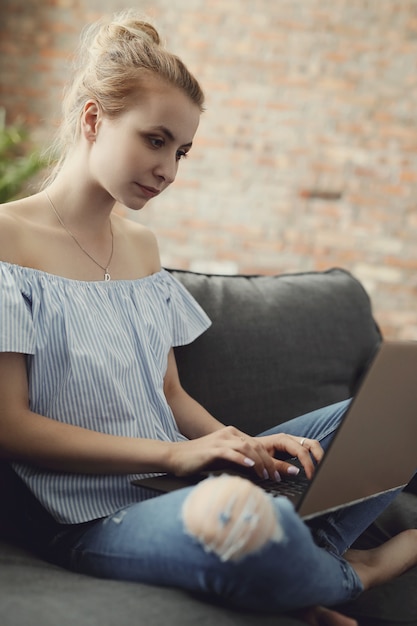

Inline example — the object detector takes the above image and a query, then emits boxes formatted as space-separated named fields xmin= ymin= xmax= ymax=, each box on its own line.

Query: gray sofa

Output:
xmin=1 ymin=267 xmax=416 ymax=626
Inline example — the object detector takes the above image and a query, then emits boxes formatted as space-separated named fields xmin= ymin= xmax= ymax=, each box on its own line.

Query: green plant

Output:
xmin=0 ymin=108 xmax=46 ymax=203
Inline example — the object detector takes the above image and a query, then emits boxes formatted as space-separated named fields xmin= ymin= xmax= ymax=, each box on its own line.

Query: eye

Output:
xmin=148 ymin=136 xmax=164 ymax=149
xmin=176 ymin=149 xmax=188 ymax=161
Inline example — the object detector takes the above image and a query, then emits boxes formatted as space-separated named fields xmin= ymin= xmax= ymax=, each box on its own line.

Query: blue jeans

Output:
xmin=63 ymin=400 xmax=402 ymax=613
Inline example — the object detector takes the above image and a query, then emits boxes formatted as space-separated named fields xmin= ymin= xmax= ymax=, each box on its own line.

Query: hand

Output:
xmin=167 ymin=426 xmax=323 ymax=481
xmin=256 ymin=433 xmax=324 ymax=480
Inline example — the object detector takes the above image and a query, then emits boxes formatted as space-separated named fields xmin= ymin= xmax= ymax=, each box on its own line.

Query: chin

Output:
xmin=116 ymin=195 xmax=149 ymax=212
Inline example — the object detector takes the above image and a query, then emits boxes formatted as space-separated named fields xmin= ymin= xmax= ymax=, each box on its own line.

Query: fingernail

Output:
xmin=244 ymin=457 xmax=255 ymax=467
xmin=263 ymin=468 xmax=269 ymax=480
xmin=287 ymin=466 xmax=300 ymax=476
xmin=274 ymin=470 xmax=282 ymax=482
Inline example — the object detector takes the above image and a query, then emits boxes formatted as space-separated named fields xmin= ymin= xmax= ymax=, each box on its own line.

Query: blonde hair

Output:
xmin=45 ymin=10 xmax=204 ymax=181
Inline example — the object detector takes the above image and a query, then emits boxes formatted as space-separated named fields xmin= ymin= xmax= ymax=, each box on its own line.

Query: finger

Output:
xmin=291 ymin=437 xmax=324 ymax=479
xmin=295 ymin=437 xmax=324 ymax=468
xmin=269 ymin=435 xmax=315 ymax=479
xmin=273 ymin=460 xmax=301 ymax=478
xmin=237 ymin=435 xmax=281 ymax=482
xmin=294 ymin=450 xmax=315 ymax=479
xmin=299 ymin=438 xmax=324 ymax=464
xmin=210 ymin=446 xmax=267 ymax=477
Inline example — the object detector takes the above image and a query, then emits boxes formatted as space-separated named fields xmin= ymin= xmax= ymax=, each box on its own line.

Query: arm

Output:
xmin=163 ymin=348 xmax=225 ymax=439
xmin=0 ymin=351 xmax=174 ymax=474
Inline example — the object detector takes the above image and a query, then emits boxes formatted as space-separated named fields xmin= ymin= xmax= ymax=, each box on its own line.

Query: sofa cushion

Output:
xmin=170 ymin=268 xmax=382 ymax=435
xmin=0 ymin=541 xmax=303 ymax=626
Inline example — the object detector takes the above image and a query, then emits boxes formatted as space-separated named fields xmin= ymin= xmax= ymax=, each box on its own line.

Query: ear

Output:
xmin=81 ymin=100 xmax=102 ymax=142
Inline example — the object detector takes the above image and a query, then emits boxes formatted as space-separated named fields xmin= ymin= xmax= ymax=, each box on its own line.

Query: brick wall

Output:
xmin=1 ymin=0 xmax=417 ymax=340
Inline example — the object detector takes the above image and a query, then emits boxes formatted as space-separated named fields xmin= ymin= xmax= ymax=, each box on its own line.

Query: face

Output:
xmin=85 ymin=80 xmax=201 ymax=210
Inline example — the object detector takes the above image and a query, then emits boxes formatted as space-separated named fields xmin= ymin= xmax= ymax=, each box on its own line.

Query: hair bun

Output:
xmin=103 ymin=12 xmax=161 ymax=47
xmin=133 ymin=21 xmax=160 ymax=45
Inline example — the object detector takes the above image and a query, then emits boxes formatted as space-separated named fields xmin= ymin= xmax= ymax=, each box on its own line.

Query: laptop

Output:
xmin=132 ymin=341 xmax=417 ymax=520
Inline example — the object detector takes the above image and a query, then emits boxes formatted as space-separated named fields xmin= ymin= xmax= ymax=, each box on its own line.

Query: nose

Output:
xmin=153 ymin=155 xmax=178 ymax=186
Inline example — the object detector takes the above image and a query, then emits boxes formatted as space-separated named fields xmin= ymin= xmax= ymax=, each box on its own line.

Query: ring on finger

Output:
xmin=300 ymin=438 xmax=306 ymax=447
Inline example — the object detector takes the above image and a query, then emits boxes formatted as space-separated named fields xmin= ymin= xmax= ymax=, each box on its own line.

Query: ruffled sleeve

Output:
xmin=0 ymin=263 xmax=35 ymax=354
xmin=160 ymin=270 xmax=211 ymax=346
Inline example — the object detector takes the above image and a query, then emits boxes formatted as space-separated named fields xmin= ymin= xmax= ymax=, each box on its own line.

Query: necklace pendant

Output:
xmin=104 ymin=271 xmax=111 ymax=282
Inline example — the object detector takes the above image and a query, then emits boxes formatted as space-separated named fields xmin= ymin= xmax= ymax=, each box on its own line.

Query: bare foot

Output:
xmin=293 ymin=605 xmax=358 ymax=626
xmin=345 ymin=529 xmax=417 ymax=589
xmin=289 ymin=530 xmax=417 ymax=626
xmin=291 ymin=530 xmax=417 ymax=626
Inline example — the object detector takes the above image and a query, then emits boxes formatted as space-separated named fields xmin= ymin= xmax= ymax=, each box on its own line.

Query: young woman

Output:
xmin=0 ymin=11 xmax=416 ymax=626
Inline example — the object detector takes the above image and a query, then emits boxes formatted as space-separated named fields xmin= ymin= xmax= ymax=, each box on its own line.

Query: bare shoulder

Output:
xmin=0 ymin=199 xmax=27 ymax=263
xmin=115 ymin=214 xmax=162 ymax=276
xmin=0 ymin=193 xmax=48 ymax=264
xmin=119 ymin=215 xmax=159 ymax=252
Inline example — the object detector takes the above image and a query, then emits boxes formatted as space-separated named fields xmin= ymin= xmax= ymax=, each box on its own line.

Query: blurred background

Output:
xmin=1 ymin=0 xmax=417 ymax=340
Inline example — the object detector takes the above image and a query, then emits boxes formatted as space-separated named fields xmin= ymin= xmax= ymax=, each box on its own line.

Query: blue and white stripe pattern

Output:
xmin=0 ymin=262 xmax=211 ymax=523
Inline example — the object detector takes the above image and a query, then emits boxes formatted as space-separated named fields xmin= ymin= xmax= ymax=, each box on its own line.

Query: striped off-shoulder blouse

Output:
xmin=0 ymin=262 xmax=211 ymax=524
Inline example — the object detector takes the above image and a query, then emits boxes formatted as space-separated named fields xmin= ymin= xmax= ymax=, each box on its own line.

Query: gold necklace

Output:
xmin=44 ymin=190 xmax=114 ymax=281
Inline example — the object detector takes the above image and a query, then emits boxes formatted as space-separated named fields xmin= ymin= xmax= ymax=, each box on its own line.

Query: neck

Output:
xmin=44 ymin=186 xmax=115 ymax=281
xmin=46 ymin=162 xmax=116 ymax=236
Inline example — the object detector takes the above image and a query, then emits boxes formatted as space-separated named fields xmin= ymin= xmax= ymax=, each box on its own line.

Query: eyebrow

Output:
xmin=150 ymin=125 xmax=193 ymax=148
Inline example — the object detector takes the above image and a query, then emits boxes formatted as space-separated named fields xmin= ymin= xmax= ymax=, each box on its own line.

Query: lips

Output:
xmin=136 ymin=183 xmax=161 ymax=198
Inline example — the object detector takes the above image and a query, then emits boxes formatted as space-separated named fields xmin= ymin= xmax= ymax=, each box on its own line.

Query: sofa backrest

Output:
xmin=169 ymin=268 xmax=382 ymax=435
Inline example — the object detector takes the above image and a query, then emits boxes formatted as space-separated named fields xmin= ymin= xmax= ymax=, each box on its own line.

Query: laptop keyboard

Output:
xmin=250 ymin=459 xmax=310 ymax=499
xmin=255 ymin=474 xmax=309 ymax=498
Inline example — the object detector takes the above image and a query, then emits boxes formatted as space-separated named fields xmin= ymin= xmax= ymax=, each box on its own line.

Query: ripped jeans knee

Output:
xmin=182 ymin=474 xmax=284 ymax=562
